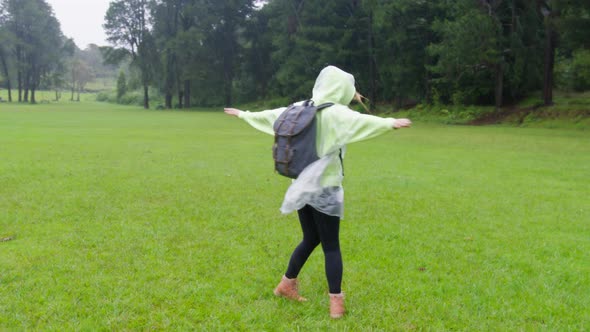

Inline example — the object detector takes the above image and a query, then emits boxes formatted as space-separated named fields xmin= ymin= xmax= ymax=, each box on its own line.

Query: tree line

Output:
xmin=0 ymin=0 xmax=68 ymax=103
xmin=103 ymin=0 xmax=590 ymax=110
xmin=2 ymin=0 xmax=590 ymax=111
xmin=0 ymin=0 xmax=117 ymax=103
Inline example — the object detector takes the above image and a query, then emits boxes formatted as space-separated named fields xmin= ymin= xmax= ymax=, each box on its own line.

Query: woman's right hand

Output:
xmin=224 ymin=108 xmax=241 ymax=117
xmin=393 ymin=118 xmax=412 ymax=129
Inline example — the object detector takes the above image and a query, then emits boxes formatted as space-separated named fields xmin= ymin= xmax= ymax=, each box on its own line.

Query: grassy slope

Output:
xmin=0 ymin=101 xmax=588 ymax=330
xmin=392 ymin=91 xmax=590 ymax=130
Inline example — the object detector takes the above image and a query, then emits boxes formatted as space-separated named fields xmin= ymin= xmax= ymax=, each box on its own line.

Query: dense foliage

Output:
xmin=0 ymin=0 xmax=119 ymax=103
xmin=0 ymin=0 xmax=71 ymax=103
xmin=100 ymin=0 xmax=589 ymax=109
xmin=1 ymin=0 xmax=589 ymax=109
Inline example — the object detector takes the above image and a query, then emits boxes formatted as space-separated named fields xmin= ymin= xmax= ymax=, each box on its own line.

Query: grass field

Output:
xmin=1 ymin=100 xmax=589 ymax=330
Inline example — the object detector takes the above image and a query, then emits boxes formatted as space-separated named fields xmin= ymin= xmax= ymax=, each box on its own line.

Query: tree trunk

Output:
xmin=17 ymin=70 xmax=22 ymax=102
xmin=165 ymin=49 xmax=175 ymax=109
xmin=18 ymin=82 xmax=22 ymax=102
xmin=0 ymin=49 xmax=12 ymax=102
xmin=395 ymin=89 xmax=403 ymax=110
xmin=184 ymin=80 xmax=191 ymax=108
xmin=495 ymin=62 xmax=504 ymax=110
xmin=7 ymin=85 xmax=12 ymax=102
xmin=16 ymin=46 xmax=22 ymax=102
xmin=71 ymin=65 xmax=76 ymax=101
xmin=223 ymin=56 xmax=233 ymax=106
xmin=165 ymin=94 xmax=173 ymax=109
xmin=542 ymin=25 xmax=556 ymax=106
xmin=143 ymin=85 xmax=149 ymax=109
xmin=367 ymin=9 xmax=377 ymax=111
xmin=24 ymin=71 xmax=31 ymax=102
xmin=178 ymin=91 xmax=184 ymax=109
xmin=30 ymin=65 xmax=38 ymax=104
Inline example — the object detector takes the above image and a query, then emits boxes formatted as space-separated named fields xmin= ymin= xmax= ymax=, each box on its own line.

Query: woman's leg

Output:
xmin=311 ymin=208 xmax=343 ymax=294
xmin=284 ymin=205 xmax=321 ymax=279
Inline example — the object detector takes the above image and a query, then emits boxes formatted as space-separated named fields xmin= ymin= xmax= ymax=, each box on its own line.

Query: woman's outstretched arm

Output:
xmin=223 ymin=107 xmax=285 ymax=135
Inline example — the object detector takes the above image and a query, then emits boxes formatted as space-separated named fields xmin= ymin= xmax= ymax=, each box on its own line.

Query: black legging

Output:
xmin=285 ymin=204 xmax=343 ymax=294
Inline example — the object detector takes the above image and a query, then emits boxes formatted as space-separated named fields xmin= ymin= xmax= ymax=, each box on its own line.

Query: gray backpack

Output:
xmin=273 ymin=100 xmax=334 ymax=179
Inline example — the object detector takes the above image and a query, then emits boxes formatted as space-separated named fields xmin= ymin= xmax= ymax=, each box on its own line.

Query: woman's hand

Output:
xmin=393 ymin=118 xmax=412 ymax=129
xmin=224 ymin=108 xmax=241 ymax=117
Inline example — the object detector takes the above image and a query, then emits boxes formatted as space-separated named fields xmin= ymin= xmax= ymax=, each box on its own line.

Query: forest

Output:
xmin=1 ymin=0 xmax=589 ymax=111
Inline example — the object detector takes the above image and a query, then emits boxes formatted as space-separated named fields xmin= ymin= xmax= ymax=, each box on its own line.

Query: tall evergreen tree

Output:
xmin=265 ymin=0 xmax=365 ymax=100
xmin=104 ymin=0 xmax=154 ymax=109
xmin=208 ymin=0 xmax=254 ymax=106
xmin=237 ymin=5 xmax=274 ymax=101
xmin=426 ymin=0 xmax=545 ymax=108
xmin=373 ymin=0 xmax=447 ymax=107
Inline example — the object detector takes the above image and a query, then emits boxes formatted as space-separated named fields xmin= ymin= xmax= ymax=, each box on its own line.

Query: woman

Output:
xmin=224 ymin=66 xmax=411 ymax=319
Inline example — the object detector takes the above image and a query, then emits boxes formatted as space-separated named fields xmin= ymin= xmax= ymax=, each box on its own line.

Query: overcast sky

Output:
xmin=46 ymin=0 xmax=111 ymax=49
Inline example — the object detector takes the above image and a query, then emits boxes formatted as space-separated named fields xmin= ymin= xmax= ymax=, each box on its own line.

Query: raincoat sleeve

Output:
xmin=346 ymin=113 xmax=397 ymax=144
xmin=237 ymin=107 xmax=286 ymax=135
xmin=338 ymin=109 xmax=397 ymax=145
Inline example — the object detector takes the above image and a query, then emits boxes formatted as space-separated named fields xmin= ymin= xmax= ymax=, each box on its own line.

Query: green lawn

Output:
xmin=1 ymin=101 xmax=588 ymax=330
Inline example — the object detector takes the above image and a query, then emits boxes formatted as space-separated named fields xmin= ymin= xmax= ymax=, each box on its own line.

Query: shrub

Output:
xmin=556 ymin=49 xmax=590 ymax=92
xmin=116 ymin=71 xmax=128 ymax=101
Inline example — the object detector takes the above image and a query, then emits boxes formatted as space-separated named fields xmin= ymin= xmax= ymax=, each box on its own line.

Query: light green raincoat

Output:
xmin=238 ymin=66 xmax=399 ymax=217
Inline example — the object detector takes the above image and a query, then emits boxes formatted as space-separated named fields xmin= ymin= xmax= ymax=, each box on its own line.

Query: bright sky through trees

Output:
xmin=46 ymin=0 xmax=110 ymax=48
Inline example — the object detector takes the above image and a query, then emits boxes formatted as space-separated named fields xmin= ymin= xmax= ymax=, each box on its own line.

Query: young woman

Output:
xmin=224 ymin=66 xmax=411 ymax=319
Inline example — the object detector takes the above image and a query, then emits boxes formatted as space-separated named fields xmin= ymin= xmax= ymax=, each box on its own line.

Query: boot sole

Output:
xmin=273 ymin=288 xmax=307 ymax=301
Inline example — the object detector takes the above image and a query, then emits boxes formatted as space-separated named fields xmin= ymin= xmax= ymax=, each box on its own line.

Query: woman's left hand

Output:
xmin=224 ymin=108 xmax=241 ymax=117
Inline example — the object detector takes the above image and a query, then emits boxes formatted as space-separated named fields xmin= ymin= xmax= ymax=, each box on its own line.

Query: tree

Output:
xmin=236 ymin=6 xmax=274 ymax=101
xmin=75 ymin=61 xmax=93 ymax=101
xmin=116 ymin=70 xmax=127 ymax=101
xmin=150 ymin=0 xmax=255 ymax=107
xmin=264 ymin=0 xmax=365 ymax=100
xmin=67 ymin=47 xmax=96 ymax=102
xmin=538 ymin=0 xmax=558 ymax=105
xmin=98 ymin=0 xmax=589 ymax=111
xmin=69 ymin=58 xmax=81 ymax=101
xmin=0 ymin=0 xmax=66 ymax=103
xmin=0 ymin=30 xmax=13 ymax=102
xmin=80 ymin=44 xmax=119 ymax=89
xmin=427 ymin=3 xmax=500 ymax=105
xmin=371 ymin=0 xmax=448 ymax=108
xmin=43 ymin=37 xmax=75 ymax=101
xmin=426 ymin=0 xmax=545 ymax=108
xmin=104 ymin=0 xmax=154 ymax=109
xmin=547 ymin=0 xmax=590 ymax=95
xmin=207 ymin=0 xmax=254 ymax=106
xmin=152 ymin=0 xmax=187 ymax=109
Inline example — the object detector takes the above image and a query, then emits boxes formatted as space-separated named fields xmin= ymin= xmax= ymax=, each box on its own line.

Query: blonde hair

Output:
xmin=354 ymin=91 xmax=371 ymax=114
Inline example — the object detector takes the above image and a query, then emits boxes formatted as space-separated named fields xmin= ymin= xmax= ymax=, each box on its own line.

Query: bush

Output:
xmin=119 ymin=90 xmax=144 ymax=106
xmin=116 ymin=71 xmax=127 ymax=101
xmin=96 ymin=91 xmax=116 ymax=103
xmin=571 ymin=50 xmax=590 ymax=91
xmin=556 ymin=49 xmax=590 ymax=92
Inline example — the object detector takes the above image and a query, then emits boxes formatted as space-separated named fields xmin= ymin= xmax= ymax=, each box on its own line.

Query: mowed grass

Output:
xmin=0 ymin=101 xmax=588 ymax=330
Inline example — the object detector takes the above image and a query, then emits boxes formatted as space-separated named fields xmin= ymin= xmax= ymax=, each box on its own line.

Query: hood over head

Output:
xmin=311 ymin=66 xmax=356 ymax=105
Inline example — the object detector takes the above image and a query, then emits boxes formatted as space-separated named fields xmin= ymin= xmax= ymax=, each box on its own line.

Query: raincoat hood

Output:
xmin=312 ymin=66 xmax=356 ymax=106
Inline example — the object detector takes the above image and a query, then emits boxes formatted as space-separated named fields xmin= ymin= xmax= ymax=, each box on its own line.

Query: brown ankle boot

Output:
xmin=273 ymin=276 xmax=307 ymax=302
xmin=329 ymin=293 xmax=345 ymax=318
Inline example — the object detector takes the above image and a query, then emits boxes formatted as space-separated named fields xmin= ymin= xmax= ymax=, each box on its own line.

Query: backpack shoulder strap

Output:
xmin=315 ymin=102 xmax=334 ymax=111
